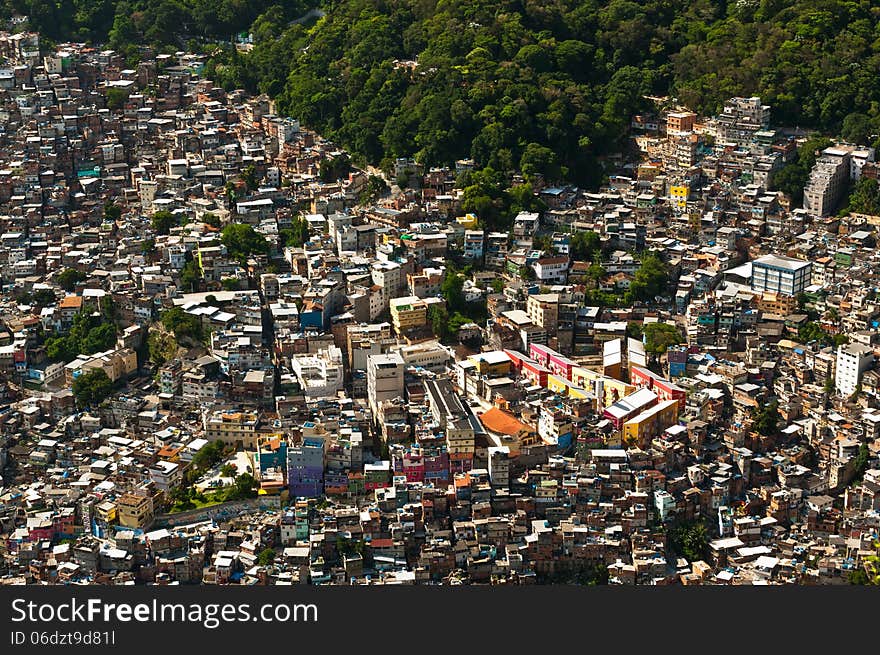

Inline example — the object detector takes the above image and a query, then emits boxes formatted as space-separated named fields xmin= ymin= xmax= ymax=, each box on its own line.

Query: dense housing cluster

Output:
xmin=0 ymin=34 xmax=878 ymax=588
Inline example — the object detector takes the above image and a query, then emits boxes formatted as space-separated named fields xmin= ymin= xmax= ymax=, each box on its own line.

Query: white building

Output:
xmin=836 ymin=343 xmax=874 ymax=396
xmin=750 ymin=254 xmax=811 ymax=296
xmin=371 ymin=260 xmax=403 ymax=303
xmin=803 ymin=147 xmax=851 ymax=217
xmin=532 ymin=256 xmax=568 ymax=284
xmin=290 ymin=346 xmax=344 ymax=399
xmin=366 ymin=353 xmax=405 ymax=416
xmin=148 ymin=460 xmax=182 ymax=492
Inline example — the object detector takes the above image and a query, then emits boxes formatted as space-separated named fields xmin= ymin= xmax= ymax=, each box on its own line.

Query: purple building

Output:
xmin=288 ymin=437 xmax=324 ymax=498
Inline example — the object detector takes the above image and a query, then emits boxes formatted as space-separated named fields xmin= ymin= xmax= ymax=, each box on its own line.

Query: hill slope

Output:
xmin=7 ymin=1 xmax=880 ymax=185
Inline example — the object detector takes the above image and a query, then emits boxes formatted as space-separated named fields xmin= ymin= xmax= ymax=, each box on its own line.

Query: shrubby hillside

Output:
xmin=7 ymin=1 xmax=880 ymax=185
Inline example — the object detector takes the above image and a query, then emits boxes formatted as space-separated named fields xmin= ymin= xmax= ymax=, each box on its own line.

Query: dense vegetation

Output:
xmin=0 ymin=1 xmax=315 ymax=47
xmin=221 ymin=223 xmax=270 ymax=264
xmin=45 ymin=303 xmax=118 ymax=363
xmin=752 ymin=399 xmax=779 ymax=436
xmin=9 ymin=1 xmax=880 ymax=187
xmin=72 ymin=368 xmax=115 ymax=408
xmin=668 ymin=521 xmax=710 ymax=563
xmin=208 ymin=0 xmax=880 ymax=185
xmin=160 ymin=306 xmax=204 ymax=344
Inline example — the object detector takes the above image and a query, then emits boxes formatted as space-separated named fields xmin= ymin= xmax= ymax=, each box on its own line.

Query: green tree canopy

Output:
xmin=56 ymin=268 xmax=87 ymax=292
xmin=151 ymin=210 xmax=179 ymax=235
xmin=72 ymin=369 xmax=115 ymax=408
xmin=626 ymin=253 xmax=669 ymax=303
xmin=752 ymin=400 xmax=780 ymax=436
xmin=280 ymin=215 xmax=311 ymax=248
xmin=160 ymin=307 xmax=204 ymax=344
xmin=842 ymin=177 xmax=880 ymax=216
xmin=643 ymin=322 xmax=683 ymax=354
xmin=571 ymin=231 xmax=602 ymax=262
xmin=669 ymin=522 xmax=709 ymax=562
xmin=221 ymin=223 xmax=269 ymax=264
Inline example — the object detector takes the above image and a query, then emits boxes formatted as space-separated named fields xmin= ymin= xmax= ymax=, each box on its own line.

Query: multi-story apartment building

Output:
xmin=527 ymin=293 xmax=559 ymax=337
xmin=366 ymin=353 xmax=405 ymax=416
xmin=389 ymin=296 xmax=427 ymax=336
xmin=750 ymin=254 xmax=811 ymax=296
xmin=203 ymin=411 xmax=260 ymax=448
xmin=836 ymin=343 xmax=874 ymax=397
xmin=803 ymin=147 xmax=851 ymax=217
xmin=288 ymin=437 xmax=324 ymax=498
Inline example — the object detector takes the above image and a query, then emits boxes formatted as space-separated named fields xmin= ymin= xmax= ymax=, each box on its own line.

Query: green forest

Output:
xmin=7 ymin=1 xmax=880 ymax=185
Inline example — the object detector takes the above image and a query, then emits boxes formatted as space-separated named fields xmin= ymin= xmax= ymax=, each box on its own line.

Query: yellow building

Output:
xmin=468 ymin=351 xmax=512 ymax=376
xmin=94 ymin=501 xmax=117 ymax=524
xmin=757 ymin=291 xmax=797 ymax=315
xmin=117 ymin=493 xmax=155 ymax=529
xmin=526 ymin=293 xmax=559 ymax=335
xmin=571 ymin=366 xmax=635 ymax=407
xmin=204 ymin=411 xmax=261 ymax=448
xmin=456 ymin=213 xmax=479 ymax=229
xmin=669 ymin=185 xmax=689 ymax=211
xmin=547 ymin=374 xmax=572 ymax=396
xmin=389 ymin=296 xmax=428 ymax=336
xmin=546 ymin=374 xmax=589 ymax=400
xmin=622 ymin=399 xmax=679 ymax=447
xmin=66 ymin=347 xmax=138 ymax=386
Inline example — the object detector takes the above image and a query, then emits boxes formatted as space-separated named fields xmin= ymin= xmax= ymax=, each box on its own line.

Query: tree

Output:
xmin=192 ymin=440 xmax=225 ymax=473
xmin=842 ymin=177 xmax=880 ymax=216
xmin=853 ymin=443 xmax=870 ymax=480
xmin=221 ymin=223 xmax=269 ymax=264
xmin=669 ymin=522 xmax=709 ymax=562
xmin=151 ymin=210 xmax=178 ymax=235
xmin=626 ymin=321 xmax=644 ymax=341
xmin=798 ymin=321 xmax=832 ymax=346
xmin=360 ymin=175 xmax=389 ymax=204
xmin=57 ymin=268 xmax=87 ymax=292
xmin=147 ymin=330 xmax=178 ymax=367
xmin=520 ymin=142 xmax=561 ymax=181
xmin=440 ymin=270 xmax=466 ymax=313
xmin=232 ymin=473 xmax=258 ymax=499
xmin=280 ymin=215 xmax=310 ymax=248
xmin=626 ymin=253 xmax=669 ymax=303
xmin=848 ymin=541 xmax=880 ymax=585
xmin=841 ymin=113 xmax=874 ymax=145
xmin=257 ymin=548 xmax=276 ymax=566
xmin=32 ymin=289 xmax=56 ymax=307
xmin=179 ymin=259 xmax=202 ymax=292
xmin=225 ymin=181 xmax=237 ymax=209
xmin=571 ymin=231 xmax=601 ymax=261
xmin=45 ymin=310 xmax=118 ymax=363
xmin=428 ymin=304 xmax=450 ymax=342
xmin=220 ymin=463 xmax=238 ymax=478
xmin=319 ymin=154 xmax=351 ymax=183
xmin=643 ymin=322 xmax=683 ymax=354
xmin=103 ymin=202 xmax=122 ymax=221
xmin=106 ymin=86 xmax=129 ymax=111
xmin=82 ymin=323 xmax=116 ymax=354
xmin=241 ymin=163 xmax=259 ymax=192
xmin=752 ymin=400 xmax=779 ymax=436
xmin=72 ymin=369 xmax=114 ymax=408
xmin=586 ymin=261 xmax=606 ymax=289
xmin=160 ymin=307 xmax=204 ymax=343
